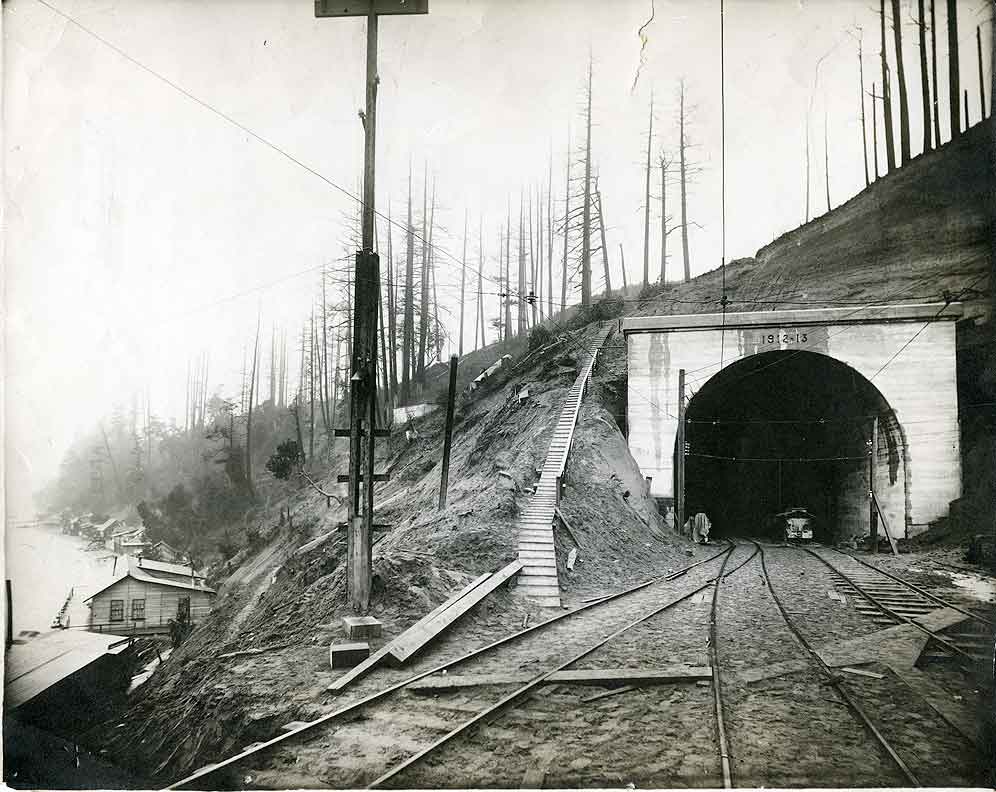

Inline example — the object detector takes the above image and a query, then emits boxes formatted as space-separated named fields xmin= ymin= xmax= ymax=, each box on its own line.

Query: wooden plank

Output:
xmin=872 ymin=491 xmax=900 ymax=556
xmin=388 ymin=561 xmax=523 ymax=665
xmin=582 ymin=685 xmax=635 ymax=704
xmin=327 ymin=572 xmax=491 ymax=692
xmin=405 ymin=665 xmax=712 ymax=692
xmin=554 ymin=507 xmax=583 ymax=548
xmin=840 ymin=666 xmax=886 ymax=679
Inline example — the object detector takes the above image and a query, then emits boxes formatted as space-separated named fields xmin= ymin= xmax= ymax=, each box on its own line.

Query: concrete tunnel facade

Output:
xmin=622 ymin=304 xmax=963 ymax=540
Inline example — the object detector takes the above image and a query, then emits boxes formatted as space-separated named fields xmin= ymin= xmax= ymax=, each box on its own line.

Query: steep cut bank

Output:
xmin=630 ymin=119 xmax=991 ymax=319
xmin=91 ymin=323 xmax=698 ymax=782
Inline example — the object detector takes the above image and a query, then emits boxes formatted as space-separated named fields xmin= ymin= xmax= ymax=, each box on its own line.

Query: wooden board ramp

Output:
xmin=328 ymin=562 xmax=522 ymax=692
xmin=405 ymin=665 xmax=712 ymax=692
xmin=516 ymin=324 xmax=613 ymax=607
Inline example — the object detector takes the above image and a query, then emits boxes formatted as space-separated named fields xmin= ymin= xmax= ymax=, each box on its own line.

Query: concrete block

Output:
xmin=343 ymin=615 xmax=383 ymax=640
xmin=329 ymin=641 xmax=370 ymax=669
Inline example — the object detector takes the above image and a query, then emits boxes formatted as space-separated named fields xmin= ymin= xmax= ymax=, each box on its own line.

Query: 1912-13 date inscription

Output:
xmin=763 ymin=332 xmax=808 ymax=344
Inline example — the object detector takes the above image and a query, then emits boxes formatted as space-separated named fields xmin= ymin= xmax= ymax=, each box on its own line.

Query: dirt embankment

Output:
xmin=90 ymin=322 xmax=692 ymax=782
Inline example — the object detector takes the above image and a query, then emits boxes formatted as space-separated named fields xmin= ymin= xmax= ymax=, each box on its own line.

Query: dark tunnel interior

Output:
xmin=682 ymin=350 xmax=899 ymax=540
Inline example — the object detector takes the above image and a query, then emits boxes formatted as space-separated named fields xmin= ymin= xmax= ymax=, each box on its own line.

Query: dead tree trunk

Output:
xmin=528 ymin=190 xmax=537 ymax=327
xmin=678 ymin=79 xmax=691 ymax=282
xmin=881 ymin=0 xmax=897 ymax=171
xmin=561 ymin=130 xmax=570 ymax=313
xmin=581 ymin=57 xmax=593 ymax=307
xmin=476 ymin=214 xmax=486 ymax=350
xmin=386 ymin=201 xmax=398 ymax=401
xmin=977 ymin=26 xmax=987 ymax=119
xmin=643 ymin=91 xmax=653 ymax=288
xmin=504 ymin=200 xmax=513 ymax=340
xmin=659 ymin=155 xmax=669 ymax=284
xmin=402 ymin=162 xmax=415 ymax=402
xmin=824 ymin=112 xmax=831 ymax=211
xmin=518 ymin=194 xmax=527 ymax=335
xmin=859 ymin=40 xmax=871 ymax=185
xmin=891 ymin=0 xmax=911 ymax=163
xmin=246 ymin=315 xmax=260 ymax=497
xmin=459 ymin=209 xmax=467 ymax=356
xmin=309 ymin=309 xmax=315 ymax=461
xmin=547 ymin=147 xmax=554 ymax=318
xmin=947 ymin=0 xmax=961 ymax=137
xmin=417 ymin=167 xmax=430 ymax=384
xmin=931 ymin=0 xmax=941 ymax=144
xmin=596 ymin=189 xmax=611 ymax=297
xmin=918 ymin=0 xmax=932 ymax=153
xmin=872 ymin=81 xmax=880 ymax=179
xmin=619 ymin=243 xmax=628 ymax=290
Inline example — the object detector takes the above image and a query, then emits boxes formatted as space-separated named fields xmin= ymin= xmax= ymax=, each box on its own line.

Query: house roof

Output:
xmin=5 ymin=630 xmax=131 ymax=711
xmin=83 ymin=569 xmax=216 ymax=602
xmin=98 ymin=519 xmax=124 ymax=532
xmin=129 ymin=556 xmax=202 ymax=578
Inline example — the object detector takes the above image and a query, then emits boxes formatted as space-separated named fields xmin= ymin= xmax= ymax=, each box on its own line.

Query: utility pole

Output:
xmin=869 ymin=416 xmax=879 ymax=552
xmin=438 ymin=355 xmax=459 ymax=510
xmin=316 ymin=0 xmax=428 ymax=614
xmin=675 ymin=369 xmax=686 ymax=535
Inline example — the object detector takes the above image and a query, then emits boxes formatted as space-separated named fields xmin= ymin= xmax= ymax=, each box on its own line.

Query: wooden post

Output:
xmin=675 ymin=369 xmax=686 ymax=535
xmin=869 ymin=416 xmax=879 ymax=551
xmin=438 ymin=355 xmax=459 ymax=510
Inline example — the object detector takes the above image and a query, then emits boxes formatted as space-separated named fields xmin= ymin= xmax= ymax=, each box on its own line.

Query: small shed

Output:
xmin=148 ymin=540 xmax=183 ymax=563
xmin=84 ymin=556 xmax=215 ymax=636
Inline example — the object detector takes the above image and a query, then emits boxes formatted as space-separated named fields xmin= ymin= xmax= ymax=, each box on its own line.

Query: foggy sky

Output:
xmin=4 ymin=0 xmax=991 ymax=515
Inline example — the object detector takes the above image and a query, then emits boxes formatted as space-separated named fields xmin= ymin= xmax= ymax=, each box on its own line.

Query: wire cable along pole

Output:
xmin=316 ymin=1 xmax=429 ymax=613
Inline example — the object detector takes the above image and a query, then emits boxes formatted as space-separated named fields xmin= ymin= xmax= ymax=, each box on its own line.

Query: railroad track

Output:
xmin=754 ymin=541 xmax=983 ymax=787
xmin=806 ymin=546 xmax=994 ymax=666
xmin=170 ymin=545 xmax=747 ymax=789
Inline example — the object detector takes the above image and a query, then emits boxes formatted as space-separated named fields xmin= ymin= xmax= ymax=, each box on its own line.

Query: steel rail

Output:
xmin=753 ymin=542 xmax=920 ymax=786
xmin=803 ymin=547 xmax=982 ymax=666
xmin=369 ymin=543 xmax=758 ymax=789
xmin=833 ymin=548 xmax=993 ymax=627
xmin=708 ymin=541 xmax=748 ymax=788
xmin=168 ymin=546 xmax=733 ymax=789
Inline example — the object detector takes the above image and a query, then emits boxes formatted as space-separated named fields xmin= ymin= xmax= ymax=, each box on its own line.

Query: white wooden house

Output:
xmin=84 ymin=556 xmax=215 ymax=636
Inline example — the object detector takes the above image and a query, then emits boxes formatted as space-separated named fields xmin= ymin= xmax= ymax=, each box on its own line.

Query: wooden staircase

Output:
xmin=516 ymin=324 xmax=614 ymax=607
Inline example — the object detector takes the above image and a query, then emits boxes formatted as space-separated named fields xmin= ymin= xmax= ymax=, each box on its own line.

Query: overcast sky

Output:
xmin=4 ymin=0 xmax=991 ymax=515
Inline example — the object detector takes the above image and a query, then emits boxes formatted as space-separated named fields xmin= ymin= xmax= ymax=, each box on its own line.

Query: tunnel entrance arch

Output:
xmin=680 ymin=350 xmax=908 ymax=541
xmin=623 ymin=303 xmax=963 ymax=538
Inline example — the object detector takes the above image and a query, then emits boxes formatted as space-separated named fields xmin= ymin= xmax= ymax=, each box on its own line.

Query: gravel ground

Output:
xmin=195 ymin=541 xmax=990 ymax=789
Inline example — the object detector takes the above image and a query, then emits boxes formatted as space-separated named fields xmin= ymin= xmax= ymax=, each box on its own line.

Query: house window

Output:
xmin=131 ymin=599 xmax=146 ymax=620
xmin=177 ymin=597 xmax=190 ymax=620
xmin=110 ymin=599 xmax=124 ymax=622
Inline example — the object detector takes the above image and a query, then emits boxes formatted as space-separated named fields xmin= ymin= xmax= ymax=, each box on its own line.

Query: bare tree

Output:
xmin=459 ymin=209 xmax=467 ymax=356
xmin=659 ymin=153 xmax=676 ymax=284
xmin=931 ymin=0 xmax=941 ymax=144
xmin=881 ymin=0 xmax=897 ymax=171
xmin=871 ymin=81 xmax=881 ymax=179
xmin=402 ymin=162 xmax=415 ymax=402
xmin=518 ymin=193 xmax=528 ymax=335
xmin=824 ymin=111 xmax=831 ymax=211
xmin=246 ymin=315 xmax=260 ymax=497
xmin=917 ymin=0 xmax=933 ymax=153
xmin=856 ymin=33 xmax=871 ymax=185
xmin=678 ymin=78 xmax=692 ymax=282
xmin=547 ymin=147 xmax=554 ymax=318
xmin=581 ymin=55 xmax=593 ymax=306
xmin=504 ymin=201 xmax=513 ymax=339
xmin=891 ymin=0 xmax=912 ymax=163
xmin=947 ymin=0 xmax=960 ymax=137
xmin=619 ymin=243 xmax=628 ymax=290
xmin=561 ymin=130 xmax=570 ymax=313
xmin=977 ymin=25 xmax=987 ymax=119
xmin=596 ymin=187 xmax=611 ymax=296
xmin=643 ymin=91 xmax=653 ymax=288
xmin=417 ymin=167 xmax=431 ymax=383
xmin=476 ymin=214 xmax=486 ymax=350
